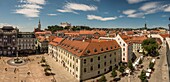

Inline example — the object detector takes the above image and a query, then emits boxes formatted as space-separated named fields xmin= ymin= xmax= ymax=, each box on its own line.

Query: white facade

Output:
xmin=115 ymin=34 xmax=133 ymax=63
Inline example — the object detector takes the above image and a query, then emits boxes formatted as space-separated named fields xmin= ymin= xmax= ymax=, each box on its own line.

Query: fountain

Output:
xmin=7 ymin=52 xmax=27 ymax=66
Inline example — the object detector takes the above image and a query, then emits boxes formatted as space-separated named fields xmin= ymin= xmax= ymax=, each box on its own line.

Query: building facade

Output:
xmin=17 ymin=32 xmax=36 ymax=55
xmin=48 ymin=39 xmax=121 ymax=81
xmin=0 ymin=26 xmax=18 ymax=56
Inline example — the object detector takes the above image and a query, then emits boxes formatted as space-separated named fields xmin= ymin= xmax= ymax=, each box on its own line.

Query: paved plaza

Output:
xmin=0 ymin=55 xmax=78 ymax=82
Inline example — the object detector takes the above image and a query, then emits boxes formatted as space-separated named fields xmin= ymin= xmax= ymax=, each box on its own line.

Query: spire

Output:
xmin=38 ymin=19 xmax=41 ymax=30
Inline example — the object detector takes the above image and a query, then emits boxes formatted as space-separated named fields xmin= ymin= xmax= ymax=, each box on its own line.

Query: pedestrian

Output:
xmin=5 ymin=68 xmax=7 ymax=71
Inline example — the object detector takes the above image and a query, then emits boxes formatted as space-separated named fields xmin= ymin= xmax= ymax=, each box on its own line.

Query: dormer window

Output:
xmin=71 ymin=47 xmax=74 ymax=49
xmin=115 ymin=46 xmax=117 ymax=48
xmin=101 ymin=48 xmax=103 ymax=51
xmin=106 ymin=47 xmax=108 ymax=50
xmin=86 ymin=50 xmax=90 ymax=54
xmin=94 ymin=49 xmax=97 ymax=52
xmin=110 ymin=46 xmax=113 ymax=49
xmin=78 ymin=50 xmax=82 ymax=53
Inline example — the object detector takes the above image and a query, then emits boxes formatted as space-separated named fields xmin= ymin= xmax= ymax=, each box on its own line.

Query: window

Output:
xmin=91 ymin=66 xmax=93 ymax=71
xmin=110 ymin=60 xmax=112 ymax=64
xmin=98 ymin=71 xmax=100 ymax=74
xmin=104 ymin=55 xmax=106 ymax=59
xmin=110 ymin=46 xmax=113 ymax=49
xmin=123 ymin=53 xmax=125 ymax=56
xmin=94 ymin=49 xmax=97 ymax=52
xmin=114 ymin=52 xmax=116 ymax=55
xmin=86 ymin=50 xmax=90 ymax=54
xmin=101 ymin=48 xmax=103 ymax=51
xmin=84 ymin=59 xmax=86 ymax=64
xmin=104 ymin=62 xmax=106 ymax=66
xmin=106 ymin=47 xmax=108 ymax=50
xmin=123 ymin=58 xmax=125 ymax=60
xmin=76 ymin=59 xmax=78 ymax=63
xmin=110 ymin=54 xmax=112 ymax=57
xmin=123 ymin=44 xmax=125 ymax=46
xmin=73 ymin=57 xmax=75 ymax=61
xmin=90 ymin=58 xmax=93 ymax=62
xmin=123 ymin=48 xmax=125 ymax=51
xmin=98 ymin=64 xmax=100 ymax=68
xmin=76 ymin=67 xmax=78 ymax=71
xmin=114 ymin=58 xmax=116 ymax=62
xmin=84 ymin=68 xmax=86 ymax=72
xmin=104 ymin=69 xmax=106 ymax=72
xmin=98 ymin=56 xmax=100 ymax=60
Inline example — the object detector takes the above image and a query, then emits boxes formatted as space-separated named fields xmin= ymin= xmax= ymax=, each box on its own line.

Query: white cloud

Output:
xmin=18 ymin=4 xmax=42 ymax=9
xmin=164 ymin=6 xmax=170 ymax=12
xmin=14 ymin=0 xmax=46 ymax=18
xmin=57 ymin=9 xmax=78 ymax=14
xmin=57 ymin=2 xmax=97 ymax=14
xmin=122 ymin=2 xmax=170 ymax=18
xmin=127 ymin=0 xmax=145 ymax=4
xmin=87 ymin=15 xmax=117 ymax=21
xmin=26 ymin=0 xmax=46 ymax=5
xmin=15 ymin=8 xmax=40 ymax=17
xmin=127 ymin=13 xmax=145 ymax=18
xmin=0 ymin=23 xmax=24 ymax=29
xmin=122 ymin=9 xmax=136 ymax=15
xmin=47 ymin=14 xmax=57 ymax=16
xmin=139 ymin=2 xmax=159 ymax=11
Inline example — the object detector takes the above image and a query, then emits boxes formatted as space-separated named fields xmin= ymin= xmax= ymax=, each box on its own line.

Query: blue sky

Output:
xmin=0 ymin=0 xmax=170 ymax=32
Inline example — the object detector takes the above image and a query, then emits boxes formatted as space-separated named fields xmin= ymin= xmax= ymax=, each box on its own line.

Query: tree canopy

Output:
xmin=98 ymin=75 xmax=107 ymax=82
xmin=142 ymin=38 xmax=159 ymax=57
xmin=111 ymin=68 xmax=117 ymax=78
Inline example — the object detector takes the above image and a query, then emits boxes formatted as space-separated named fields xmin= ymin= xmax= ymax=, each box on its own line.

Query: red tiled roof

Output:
xmin=160 ymin=34 xmax=170 ymax=38
xmin=49 ymin=37 xmax=64 ymax=46
xmin=131 ymin=36 xmax=148 ymax=44
xmin=58 ymin=39 xmax=120 ymax=57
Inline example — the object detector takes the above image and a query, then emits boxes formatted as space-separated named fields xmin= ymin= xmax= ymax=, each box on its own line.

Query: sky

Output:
xmin=0 ymin=0 xmax=170 ymax=32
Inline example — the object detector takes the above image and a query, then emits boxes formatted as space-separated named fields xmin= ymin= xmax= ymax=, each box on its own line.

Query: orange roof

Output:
xmin=119 ymin=35 xmax=133 ymax=45
xmin=53 ymin=37 xmax=63 ymax=43
xmin=37 ymin=36 xmax=46 ymax=42
xmin=160 ymin=34 xmax=170 ymax=38
xmin=48 ymin=36 xmax=56 ymax=42
xmin=126 ymin=31 xmax=134 ymax=35
xmin=35 ymin=31 xmax=52 ymax=35
xmin=131 ymin=36 xmax=148 ymax=44
xmin=49 ymin=37 xmax=64 ymax=46
xmin=58 ymin=39 xmax=120 ymax=57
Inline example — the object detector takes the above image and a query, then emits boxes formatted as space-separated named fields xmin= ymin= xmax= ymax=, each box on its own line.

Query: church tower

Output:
xmin=144 ymin=23 xmax=147 ymax=29
xmin=38 ymin=19 xmax=41 ymax=30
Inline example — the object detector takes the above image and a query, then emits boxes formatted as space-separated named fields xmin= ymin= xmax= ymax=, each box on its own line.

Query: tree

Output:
xmin=139 ymin=70 xmax=147 ymax=82
xmin=142 ymin=38 xmax=159 ymax=57
xmin=128 ymin=60 xmax=134 ymax=71
xmin=111 ymin=68 xmax=117 ymax=78
xmin=98 ymin=75 xmax=107 ymax=82
xmin=119 ymin=64 xmax=125 ymax=73
xmin=149 ymin=62 xmax=154 ymax=69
